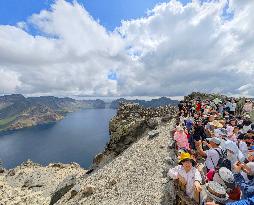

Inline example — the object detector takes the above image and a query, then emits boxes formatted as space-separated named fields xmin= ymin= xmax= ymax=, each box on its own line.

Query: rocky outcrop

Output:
xmin=50 ymin=175 xmax=77 ymax=205
xmin=147 ymin=118 xmax=159 ymax=129
xmin=93 ymin=103 xmax=177 ymax=168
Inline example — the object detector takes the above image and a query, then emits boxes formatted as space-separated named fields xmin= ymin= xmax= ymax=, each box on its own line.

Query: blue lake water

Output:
xmin=0 ymin=109 xmax=116 ymax=169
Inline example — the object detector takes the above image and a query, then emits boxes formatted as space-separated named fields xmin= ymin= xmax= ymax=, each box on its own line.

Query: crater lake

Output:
xmin=0 ymin=109 xmax=116 ymax=169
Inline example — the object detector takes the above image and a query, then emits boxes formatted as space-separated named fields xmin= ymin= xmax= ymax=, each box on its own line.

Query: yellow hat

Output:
xmin=211 ymin=120 xmax=223 ymax=128
xmin=178 ymin=152 xmax=195 ymax=165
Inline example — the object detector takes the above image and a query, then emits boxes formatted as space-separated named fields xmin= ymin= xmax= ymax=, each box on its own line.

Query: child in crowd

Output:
xmin=167 ymin=152 xmax=202 ymax=201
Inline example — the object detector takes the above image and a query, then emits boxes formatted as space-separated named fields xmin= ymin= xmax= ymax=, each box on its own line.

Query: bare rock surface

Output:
xmin=56 ymin=120 xmax=176 ymax=205
xmin=0 ymin=161 xmax=86 ymax=205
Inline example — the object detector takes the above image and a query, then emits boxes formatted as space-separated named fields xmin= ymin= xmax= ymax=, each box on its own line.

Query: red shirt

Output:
xmin=196 ymin=103 xmax=201 ymax=111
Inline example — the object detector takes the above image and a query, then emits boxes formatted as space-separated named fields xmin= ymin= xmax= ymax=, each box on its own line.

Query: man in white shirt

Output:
xmin=196 ymin=137 xmax=222 ymax=171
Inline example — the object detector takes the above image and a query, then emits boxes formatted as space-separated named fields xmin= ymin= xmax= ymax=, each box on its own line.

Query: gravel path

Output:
xmin=57 ymin=120 xmax=176 ymax=205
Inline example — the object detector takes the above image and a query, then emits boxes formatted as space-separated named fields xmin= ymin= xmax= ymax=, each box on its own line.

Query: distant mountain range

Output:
xmin=0 ymin=94 xmax=178 ymax=132
xmin=0 ymin=94 xmax=105 ymax=132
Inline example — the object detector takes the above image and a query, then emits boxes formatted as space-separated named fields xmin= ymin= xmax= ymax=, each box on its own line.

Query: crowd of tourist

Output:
xmin=168 ymin=97 xmax=254 ymax=205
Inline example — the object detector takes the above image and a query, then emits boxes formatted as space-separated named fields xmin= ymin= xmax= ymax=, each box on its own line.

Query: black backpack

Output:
xmin=214 ymin=148 xmax=231 ymax=171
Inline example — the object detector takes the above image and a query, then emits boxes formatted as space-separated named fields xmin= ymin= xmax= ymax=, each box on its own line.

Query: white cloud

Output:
xmin=0 ymin=69 xmax=21 ymax=94
xmin=0 ymin=0 xmax=254 ymax=97
xmin=117 ymin=0 xmax=254 ymax=96
xmin=0 ymin=0 xmax=125 ymax=96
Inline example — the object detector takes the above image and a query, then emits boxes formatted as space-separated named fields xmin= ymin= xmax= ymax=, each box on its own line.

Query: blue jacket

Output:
xmin=226 ymin=195 xmax=254 ymax=205
xmin=234 ymin=173 xmax=254 ymax=199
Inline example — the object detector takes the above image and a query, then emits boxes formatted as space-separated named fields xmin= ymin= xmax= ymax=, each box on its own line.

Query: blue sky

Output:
xmin=0 ymin=0 xmax=191 ymax=31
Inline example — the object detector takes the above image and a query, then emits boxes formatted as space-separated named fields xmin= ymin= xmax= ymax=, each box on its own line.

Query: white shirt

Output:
xmin=167 ymin=165 xmax=202 ymax=198
xmin=225 ymin=102 xmax=232 ymax=109
xmin=229 ymin=103 xmax=236 ymax=111
xmin=243 ymin=125 xmax=252 ymax=133
xmin=239 ymin=141 xmax=248 ymax=158
xmin=205 ymin=148 xmax=221 ymax=170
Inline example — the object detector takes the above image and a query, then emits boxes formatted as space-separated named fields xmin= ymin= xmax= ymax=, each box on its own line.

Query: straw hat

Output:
xmin=213 ymin=120 xmax=224 ymax=128
xmin=218 ymin=167 xmax=235 ymax=189
xmin=205 ymin=181 xmax=229 ymax=203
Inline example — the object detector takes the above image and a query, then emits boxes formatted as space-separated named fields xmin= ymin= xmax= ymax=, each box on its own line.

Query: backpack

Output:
xmin=214 ymin=148 xmax=231 ymax=171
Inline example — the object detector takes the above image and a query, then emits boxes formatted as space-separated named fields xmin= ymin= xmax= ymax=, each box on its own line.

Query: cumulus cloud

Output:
xmin=117 ymin=0 xmax=254 ymax=96
xmin=0 ymin=0 xmax=126 ymax=96
xmin=0 ymin=0 xmax=253 ymax=97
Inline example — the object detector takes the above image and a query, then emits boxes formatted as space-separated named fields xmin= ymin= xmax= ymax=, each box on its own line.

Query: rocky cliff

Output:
xmin=0 ymin=102 xmax=178 ymax=205
xmin=93 ymin=102 xmax=177 ymax=169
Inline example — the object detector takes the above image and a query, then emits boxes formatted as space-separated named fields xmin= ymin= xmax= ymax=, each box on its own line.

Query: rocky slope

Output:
xmin=0 ymin=102 xmax=178 ymax=205
xmin=56 ymin=120 xmax=177 ymax=205
xmin=0 ymin=161 xmax=86 ymax=205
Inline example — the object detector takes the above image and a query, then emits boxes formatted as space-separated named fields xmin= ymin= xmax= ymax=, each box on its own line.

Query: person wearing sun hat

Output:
xmin=233 ymin=161 xmax=254 ymax=199
xmin=202 ymin=168 xmax=254 ymax=204
xmin=223 ymin=140 xmax=245 ymax=169
xmin=167 ymin=152 xmax=202 ymax=200
xmin=196 ymin=137 xmax=222 ymax=171
xmin=201 ymin=181 xmax=229 ymax=205
xmin=213 ymin=167 xmax=241 ymax=201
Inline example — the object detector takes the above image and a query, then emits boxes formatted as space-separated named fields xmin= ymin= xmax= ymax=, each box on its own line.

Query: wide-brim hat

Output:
xmin=207 ymin=137 xmax=221 ymax=145
xmin=246 ymin=162 xmax=254 ymax=176
xmin=218 ymin=167 xmax=235 ymax=189
xmin=213 ymin=121 xmax=223 ymax=128
xmin=178 ymin=152 xmax=196 ymax=166
xmin=224 ymin=141 xmax=238 ymax=154
xmin=205 ymin=181 xmax=229 ymax=203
